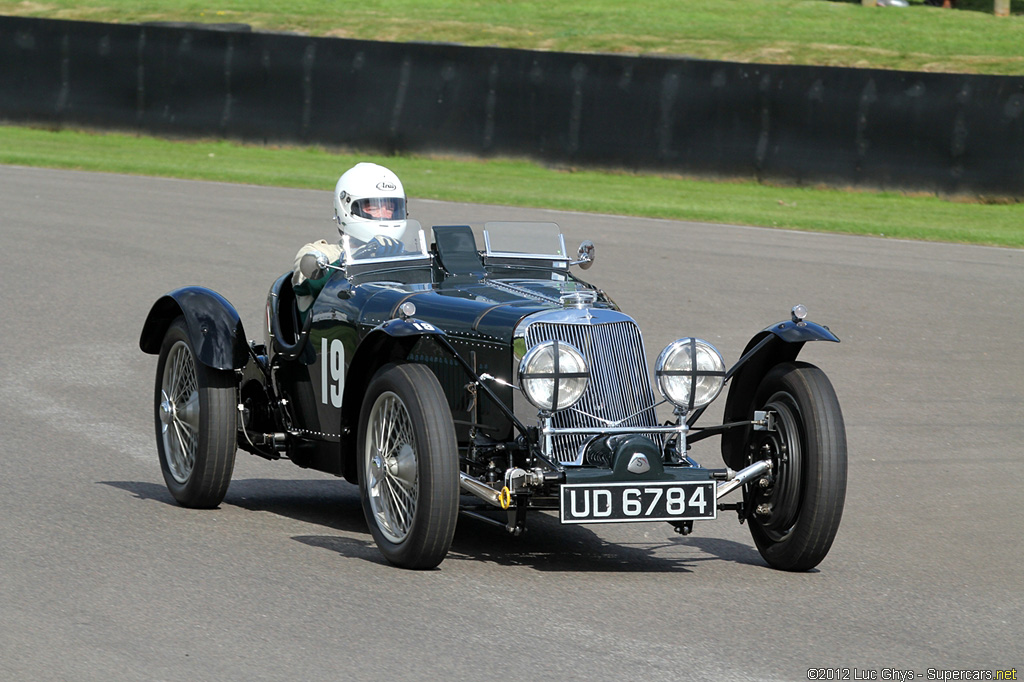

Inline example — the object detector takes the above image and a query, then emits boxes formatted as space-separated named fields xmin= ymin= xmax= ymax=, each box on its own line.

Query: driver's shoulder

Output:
xmin=294 ymin=239 xmax=343 ymax=262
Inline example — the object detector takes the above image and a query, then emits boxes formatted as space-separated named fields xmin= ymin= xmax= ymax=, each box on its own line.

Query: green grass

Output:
xmin=4 ymin=125 xmax=1021 ymax=248
xmin=2 ymin=0 xmax=1024 ymax=74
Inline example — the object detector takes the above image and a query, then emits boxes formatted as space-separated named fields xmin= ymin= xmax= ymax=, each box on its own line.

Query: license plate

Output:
xmin=560 ymin=481 xmax=717 ymax=524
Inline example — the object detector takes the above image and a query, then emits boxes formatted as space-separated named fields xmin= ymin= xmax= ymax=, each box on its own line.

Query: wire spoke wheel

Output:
xmin=160 ymin=341 xmax=200 ymax=483
xmin=746 ymin=361 xmax=847 ymax=571
xmin=154 ymin=316 xmax=237 ymax=508
xmin=358 ymin=363 xmax=458 ymax=569
xmin=365 ymin=391 xmax=419 ymax=543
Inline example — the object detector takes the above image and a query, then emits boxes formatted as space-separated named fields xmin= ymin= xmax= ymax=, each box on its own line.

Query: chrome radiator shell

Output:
xmin=515 ymin=307 xmax=660 ymax=465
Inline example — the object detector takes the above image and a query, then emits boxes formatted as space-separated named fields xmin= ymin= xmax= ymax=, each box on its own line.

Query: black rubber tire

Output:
xmin=154 ymin=317 xmax=237 ymax=508
xmin=357 ymin=363 xmax=459 ymax=569
xmin=746 ymin=361 xmax=847 ymax=571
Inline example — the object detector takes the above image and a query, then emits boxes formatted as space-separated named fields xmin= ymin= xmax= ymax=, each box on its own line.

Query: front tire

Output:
xmin=357 ymin=363 xmax=459 ymax=569
xmin=746 ymin=362 xmax=847 ymax=571
xmin=154 ymin=317 xmax=237 ymax=508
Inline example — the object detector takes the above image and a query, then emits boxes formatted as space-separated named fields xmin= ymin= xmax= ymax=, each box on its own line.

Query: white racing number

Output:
xmin=321 ymin=338 xmax=345 ymax=407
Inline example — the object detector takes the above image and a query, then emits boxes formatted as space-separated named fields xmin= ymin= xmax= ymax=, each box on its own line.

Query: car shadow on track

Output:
xmin=442 ymin=510 xmax=766 ymax=572
xmin=101 ymin=480 xmax=766 ymax=572
xmin=101 ymin=477 xmax=367 ymax=532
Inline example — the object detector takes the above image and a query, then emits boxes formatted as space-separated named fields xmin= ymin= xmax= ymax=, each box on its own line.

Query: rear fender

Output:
xmin=139 ymin=286 xmax=249 ymax=371
xmin=338 ymin=318 xmax=451 ymax=481
xmin=719 ymin=319 xmax=839 ymax=470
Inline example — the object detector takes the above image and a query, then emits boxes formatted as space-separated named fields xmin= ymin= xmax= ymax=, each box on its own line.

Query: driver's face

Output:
xmin=364 ymin=201 xmax=394 ymax=219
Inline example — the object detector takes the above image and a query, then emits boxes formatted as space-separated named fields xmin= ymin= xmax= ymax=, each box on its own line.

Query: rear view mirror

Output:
xmin=575 ymin=240 xmax=595 ymax=269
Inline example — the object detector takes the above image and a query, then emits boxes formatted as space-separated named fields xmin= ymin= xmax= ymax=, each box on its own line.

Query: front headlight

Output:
xmin=656 ymin=338 xmax=725 ymax=411
xmin=518 ymin=340 xmax=589 ymax=412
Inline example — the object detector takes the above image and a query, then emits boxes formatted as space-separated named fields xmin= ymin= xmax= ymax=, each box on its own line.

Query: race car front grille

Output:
xmin=524 ymin=320 xmax=659 ymax=464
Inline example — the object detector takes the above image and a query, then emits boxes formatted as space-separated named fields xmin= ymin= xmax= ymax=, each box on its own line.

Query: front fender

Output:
xmin=139 ymin=286 xmax=248 ymax=371
xmin=337 ymin=318 xmax=450 ymax=481
xmin=719 ymin=318 xmax=839 ymax=470
xmin=342 ymin=318 xmax=446 ymax=412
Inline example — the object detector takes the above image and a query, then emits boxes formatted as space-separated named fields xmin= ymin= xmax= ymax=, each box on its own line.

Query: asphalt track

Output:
xmin=1 ymin=165 xmax=1021 ymax=682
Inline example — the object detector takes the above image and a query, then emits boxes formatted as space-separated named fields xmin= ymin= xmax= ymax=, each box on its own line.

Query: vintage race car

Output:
xmin=140 ymin=221 xmax=847 ymax=570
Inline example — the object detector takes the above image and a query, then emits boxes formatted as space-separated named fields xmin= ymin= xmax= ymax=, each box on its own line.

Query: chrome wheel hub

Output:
xmin=159 ymin=398 xmax=174 ymax=425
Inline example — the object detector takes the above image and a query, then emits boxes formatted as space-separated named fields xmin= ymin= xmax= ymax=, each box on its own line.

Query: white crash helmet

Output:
xmin=333 ymin=162 xmax=407 ymax=244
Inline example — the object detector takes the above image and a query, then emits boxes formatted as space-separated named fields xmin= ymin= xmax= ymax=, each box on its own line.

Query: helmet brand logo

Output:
xmin=376 ymin=181 xmax=397 ymax=191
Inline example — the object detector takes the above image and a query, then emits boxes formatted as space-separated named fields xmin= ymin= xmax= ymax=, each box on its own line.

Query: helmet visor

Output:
xmin=351 ymin=197 xmax=406 ymax=221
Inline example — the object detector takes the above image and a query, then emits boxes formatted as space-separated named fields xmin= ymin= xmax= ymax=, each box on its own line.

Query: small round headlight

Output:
xmin=656 ymin=338 xmax=726 ymax=411
xmin=518 ymin=340 xmax=589 ymax=412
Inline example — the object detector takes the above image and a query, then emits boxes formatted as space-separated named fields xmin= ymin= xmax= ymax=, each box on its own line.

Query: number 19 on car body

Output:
xmin=560 ymin=481 xmax=717 ymax=524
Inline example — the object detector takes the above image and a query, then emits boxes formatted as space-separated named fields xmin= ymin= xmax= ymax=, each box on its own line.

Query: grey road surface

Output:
xmin=1 ymin=166 xmax=1021 ymax=682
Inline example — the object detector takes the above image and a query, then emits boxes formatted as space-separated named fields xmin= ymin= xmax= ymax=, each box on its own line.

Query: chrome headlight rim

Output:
xmin=518 ymin=340 xmax=590 ymax=413
xmin=656 ymin=337 xmax=726 ymax=412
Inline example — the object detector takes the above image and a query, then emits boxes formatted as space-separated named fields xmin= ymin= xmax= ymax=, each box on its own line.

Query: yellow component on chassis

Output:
xmin=498 ymin=486 xmax=512 ymax=510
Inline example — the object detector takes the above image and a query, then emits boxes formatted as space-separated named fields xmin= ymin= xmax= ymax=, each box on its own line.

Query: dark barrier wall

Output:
xmin=3 ymin=16 xmax=1024 ymax=196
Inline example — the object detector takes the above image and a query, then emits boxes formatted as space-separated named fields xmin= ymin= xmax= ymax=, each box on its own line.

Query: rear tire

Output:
xmin=357 ymin=363 xmax=459 ymax=569
xmin=746 ymin=362 xmax=847 ymax=571
xmin=154 ymin=317 xmax=237 ymax=508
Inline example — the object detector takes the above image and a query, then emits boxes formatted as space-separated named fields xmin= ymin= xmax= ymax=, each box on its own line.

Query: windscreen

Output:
xmin=483 ymin=222 xmax=567 ymax=259
xmin=345 ymin=221 xmax=429 ymax=263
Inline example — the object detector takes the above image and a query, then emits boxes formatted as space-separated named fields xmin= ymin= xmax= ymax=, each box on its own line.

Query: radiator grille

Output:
xmin=525 ymin=320 xmax=659 ymax=464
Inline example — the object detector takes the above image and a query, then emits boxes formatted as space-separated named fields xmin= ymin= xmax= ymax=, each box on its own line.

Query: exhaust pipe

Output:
xmin=459 ymin=472 xmax=504 ymax=508
xmin=716 ymin=460 xmax=772 ymax=499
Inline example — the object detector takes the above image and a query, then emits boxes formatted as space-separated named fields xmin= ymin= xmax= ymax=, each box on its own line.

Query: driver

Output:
xmin=292 ymin=162 xmax=408 ymax=319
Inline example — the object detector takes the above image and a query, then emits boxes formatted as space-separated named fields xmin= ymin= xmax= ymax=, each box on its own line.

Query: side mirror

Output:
xmin=299 ymin=251 xmax=330 ymax=280
xmin=574 ymin=240 xmax=595 ymax=270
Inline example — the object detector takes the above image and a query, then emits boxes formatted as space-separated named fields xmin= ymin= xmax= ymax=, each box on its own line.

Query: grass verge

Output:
xmin=2 ymin=124 xmax=1021 ymax=248
xmin=1 ymin=0 xmax=1023 ymax=74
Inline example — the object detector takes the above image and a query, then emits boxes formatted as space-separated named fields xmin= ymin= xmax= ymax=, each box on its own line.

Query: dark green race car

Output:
xmin=140 ymin=221 xmax=847 ymax=571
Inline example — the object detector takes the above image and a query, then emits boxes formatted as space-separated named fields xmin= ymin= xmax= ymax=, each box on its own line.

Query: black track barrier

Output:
xmin=2 ymin=16 xmax=1023 ymax=196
